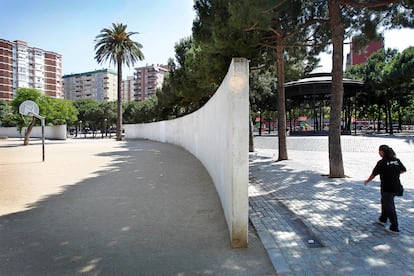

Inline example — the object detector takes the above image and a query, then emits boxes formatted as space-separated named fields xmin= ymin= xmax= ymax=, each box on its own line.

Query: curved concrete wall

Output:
xmin=0 ymin=125 xmax=67 ymax=140
xmin=125 ymin=58 xmax=249 ymax=248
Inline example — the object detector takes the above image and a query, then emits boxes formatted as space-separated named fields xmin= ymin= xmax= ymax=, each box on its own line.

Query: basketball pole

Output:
xmin=29 ymin=112 xmax=45 ymax=162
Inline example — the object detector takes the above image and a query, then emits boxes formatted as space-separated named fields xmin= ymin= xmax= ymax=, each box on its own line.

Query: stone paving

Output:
xmin=249 ymin=135 xmax=414 ymax=275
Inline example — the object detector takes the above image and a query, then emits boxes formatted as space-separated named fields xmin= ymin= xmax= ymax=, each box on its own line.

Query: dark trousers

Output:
xmin=380 ymin=191 xmax=398 ymax=229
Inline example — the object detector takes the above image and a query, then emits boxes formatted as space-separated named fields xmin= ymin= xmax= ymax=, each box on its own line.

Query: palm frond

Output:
xmin=94 ymin=23 xmax=144 ymax=67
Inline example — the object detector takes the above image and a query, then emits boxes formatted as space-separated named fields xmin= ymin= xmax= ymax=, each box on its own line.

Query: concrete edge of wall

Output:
xmin=124 ymin=58 xmax=249 ymax=248
xmin=0 ymin=125 xmax=67 ymax=140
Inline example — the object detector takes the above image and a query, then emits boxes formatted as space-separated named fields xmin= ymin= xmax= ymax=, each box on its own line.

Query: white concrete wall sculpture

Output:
xmin=0 ymin=125 xmax=67 ymax=140
xmin=124 ymin=58 xmax=249 ymax=248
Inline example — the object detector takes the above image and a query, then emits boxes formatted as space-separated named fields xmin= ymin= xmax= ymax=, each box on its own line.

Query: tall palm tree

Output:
xmin=94 ymin=23 xmax=144 ymax=141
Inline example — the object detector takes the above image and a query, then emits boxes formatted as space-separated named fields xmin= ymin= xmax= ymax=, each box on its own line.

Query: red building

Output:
xmin=133 ymin=64 xmax=168 ymax=101
xmin=348 ymin=37 xmax=384 ymax=66
xmin=0 ymin=39 xmax=63 ymax=101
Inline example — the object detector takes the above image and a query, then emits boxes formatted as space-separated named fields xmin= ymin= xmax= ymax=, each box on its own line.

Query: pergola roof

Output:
xmin=284 ymin=71 xmax=364 ymax=98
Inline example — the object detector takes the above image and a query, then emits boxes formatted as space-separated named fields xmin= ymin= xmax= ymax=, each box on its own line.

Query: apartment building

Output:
xmin=0 ymin=39 xmax=63 ymax=101
xmin=133 ymin=64 xmax=168 ymax=101
xmin=62 ymin=69 xmax=117 ymax=101
xmin=122 ymin=76 xmax=135 ymax=102
xmin=346 ymin=37 xmax=384 ymax=67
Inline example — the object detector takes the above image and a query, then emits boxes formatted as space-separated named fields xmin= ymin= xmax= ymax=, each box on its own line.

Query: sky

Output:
xmin=0 ymin=0 xmax=195 ymax=78
xmin=1 ymin=0 xmax=414 ymax=79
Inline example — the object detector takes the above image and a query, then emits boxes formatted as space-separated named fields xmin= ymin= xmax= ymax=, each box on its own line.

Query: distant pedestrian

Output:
xmin=364 ymin=145 xmax=406 ymax=234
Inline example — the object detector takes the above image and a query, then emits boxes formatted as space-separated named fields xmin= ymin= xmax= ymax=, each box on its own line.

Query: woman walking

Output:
xmin=364 ymin=145 xmax=406 ymax=234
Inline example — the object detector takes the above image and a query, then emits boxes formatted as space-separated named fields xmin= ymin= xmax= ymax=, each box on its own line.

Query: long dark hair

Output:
xmin=379 ymin=144 xmax=396 ymax=160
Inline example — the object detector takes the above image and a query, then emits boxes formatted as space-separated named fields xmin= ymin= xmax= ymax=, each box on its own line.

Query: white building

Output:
xmin=63 ymin=69 xmax=117 ymax=101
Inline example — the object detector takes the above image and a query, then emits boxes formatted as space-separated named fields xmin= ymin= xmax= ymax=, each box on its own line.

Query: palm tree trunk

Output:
xmin=116 ymin=56 xmax=123 ymax=141
xmin=328 ymin=0 xmax=345 ymax=178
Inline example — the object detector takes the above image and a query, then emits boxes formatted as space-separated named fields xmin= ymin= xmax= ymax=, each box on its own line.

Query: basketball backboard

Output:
xmin=19 ymin=100 xmax=40 ymax=116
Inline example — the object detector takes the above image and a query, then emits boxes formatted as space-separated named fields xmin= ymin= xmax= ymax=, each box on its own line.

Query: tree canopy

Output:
xmin=346 ymin=46 xmax=414 ymax=133
xmin=4 ymin=88 xmax=78 ymax=145
xmin=112 ymin=1 xmax=413 ymax=175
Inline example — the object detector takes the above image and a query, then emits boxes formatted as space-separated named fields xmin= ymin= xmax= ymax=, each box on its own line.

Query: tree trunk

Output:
xmin=398 ymin=106 xmax=402 ymax=132
xmin=116 ymin=56 xmax=123 ymax=141
xmin=276 ymin=36 xmax=288 ymax=161
xmin=249 ymin=111 xmax=254 ymax=152
xmin=24 ymin=118 xmax=36 ymax=146
xmin=387 ymin=97 xmax=393 ymax=135
xmin=376 ymin=106 xmax=381 ymax=132
xmin=320 ymin=104 xmax=323 ymax=131
xmin=328 ymin=0 xmax=345 ymax=178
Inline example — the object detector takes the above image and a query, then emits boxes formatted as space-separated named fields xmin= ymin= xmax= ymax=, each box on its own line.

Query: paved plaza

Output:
xmin=250 ymin=135 xmax=414 ymax=275
xmin=1 ymin=135 xmax=413 ymax=275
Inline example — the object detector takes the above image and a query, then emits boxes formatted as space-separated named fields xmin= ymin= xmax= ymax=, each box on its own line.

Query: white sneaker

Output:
xmin=385 ymin=227 xmax=400 ymax=234
xmin=375 ymin=219 xmax=386 ymax=226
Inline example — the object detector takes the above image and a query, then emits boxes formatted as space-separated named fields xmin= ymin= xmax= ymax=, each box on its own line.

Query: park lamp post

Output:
xmin=104 ymin=118 xmax=108 ymax=138
xmin=79 ymin=120 xmax=82 ymax=138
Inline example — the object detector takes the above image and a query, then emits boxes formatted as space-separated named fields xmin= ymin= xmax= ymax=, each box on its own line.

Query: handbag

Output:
xmin=396 ymin=185 xmax=404 ymax=197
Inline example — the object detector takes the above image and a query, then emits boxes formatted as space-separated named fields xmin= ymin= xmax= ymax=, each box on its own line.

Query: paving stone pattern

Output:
xmin=249 ymin=135 xmax=414 ymax=275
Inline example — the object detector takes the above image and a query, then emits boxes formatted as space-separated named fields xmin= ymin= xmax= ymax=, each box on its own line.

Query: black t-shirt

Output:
xmin=372 ymin=158 xmax=406 ymax=193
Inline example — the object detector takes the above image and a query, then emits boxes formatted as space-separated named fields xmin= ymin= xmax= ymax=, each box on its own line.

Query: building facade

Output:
xmin=0 ymin=39 xmax=63 ymax=101
xmin=133 ymin=64 xmax=168 ymax=101
xmin=62 ymin=69 xmax=117 ymax=101
xmin=347 ymin=37 xmax=384 ymax=67
xmin=122 ymin=76 xmax=135 ymax=102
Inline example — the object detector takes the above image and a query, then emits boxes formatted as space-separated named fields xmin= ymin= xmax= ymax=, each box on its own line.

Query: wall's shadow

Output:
xmin=0 ymin=140 xmax=274 ymax=275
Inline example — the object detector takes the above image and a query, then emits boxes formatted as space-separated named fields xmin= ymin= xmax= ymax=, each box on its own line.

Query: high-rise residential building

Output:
xmin=62 ymin=69 xmax=117 ymax=101
xmin=122 ymin=76 xmax=135 ymax=102
xmin=133 ymin=64 xmax=168 ymax=101
xmin=0 ymin=39 xmax=63 ymax=101
xmin=346 ymin=37 xmax=384 ymax=67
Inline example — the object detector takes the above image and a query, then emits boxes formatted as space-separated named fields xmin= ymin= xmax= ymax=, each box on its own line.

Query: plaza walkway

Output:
xmin=250 ymin=135 xmax=414 ymax=275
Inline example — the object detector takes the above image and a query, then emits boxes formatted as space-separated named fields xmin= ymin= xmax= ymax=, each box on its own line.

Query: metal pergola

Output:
xmin=283 ymin=69 xmax=364 ymax=134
